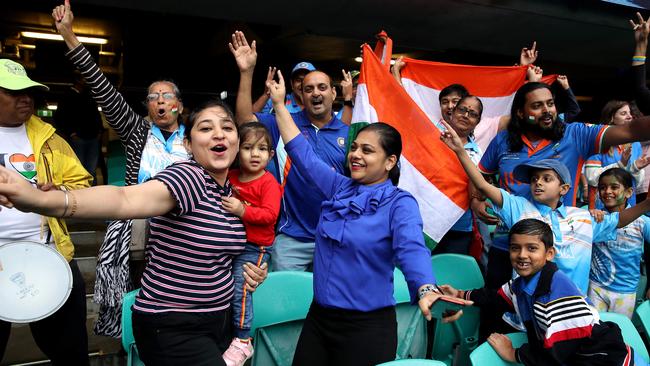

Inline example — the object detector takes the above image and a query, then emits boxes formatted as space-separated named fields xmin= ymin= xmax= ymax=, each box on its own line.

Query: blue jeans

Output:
xmin=270 ymin=234 xmax=315 ymax=272
xmin=231 ymin=243 xmax=271 ymax=339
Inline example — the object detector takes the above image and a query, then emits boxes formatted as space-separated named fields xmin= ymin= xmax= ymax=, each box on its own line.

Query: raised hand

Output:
xmin=635 ymin=154 xmax=650 ymax=169
xmin=266 ymin=69 xmax=286 ymax=106
xmin=556 ymin=75 xmax=570 ymax=90
xmin=391 ymin=56 xmax=405 ymax=76
xmin=341 ymin=69 xmax=353 ymax=101
xmin=439 ymin=119 xmax=465 ymax=153
xmin=526 ymin=65 xmax=543 ymax=83
xmin=229 ymin=31 xmax=257 ymax=73
xmin=52 ymin=0 xmax=74 ymax=34
xmin=263 ymin=66 xmax=277 ymax=96
xmin=519 ymin=41 xmax=538 ymax=66
xmin=621 ymin=145 xmax=632 ymax=166
xmin=631 ymin=12 xmax=650 ymax=47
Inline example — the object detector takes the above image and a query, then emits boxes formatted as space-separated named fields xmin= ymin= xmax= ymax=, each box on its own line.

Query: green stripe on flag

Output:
xmin=346 ymin=122 xmax=370 ymax=156
xmin=424 ymin=233 xmax=438 ymax=252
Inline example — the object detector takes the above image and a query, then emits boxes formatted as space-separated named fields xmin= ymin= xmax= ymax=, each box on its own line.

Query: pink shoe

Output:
xmin=223 ymin=337 xmax=254 ymax=366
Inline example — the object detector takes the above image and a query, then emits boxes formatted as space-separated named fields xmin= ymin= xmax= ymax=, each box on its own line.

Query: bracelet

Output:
xmin=418 ymin=284 xmax=442 ymax=299
xmin=67 ymin=191 xmax=78 ymax=218
xmin=633 ymin=55 xmax=647 ymax=62
xmin=61 ymin=190 xmax=69 ymax=217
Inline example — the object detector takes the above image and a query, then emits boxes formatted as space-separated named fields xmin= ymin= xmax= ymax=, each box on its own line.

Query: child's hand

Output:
xmin=636 ymin=155 xmax=650 ymax=170
xmin=487 ymin=333 xmax=517 ymax=362
xmin=589 ymin=209 xmax=606 ymax=223
xmin=439 ymin=119 xmax=465 ymax=153
xmin=266 ymin=70 xmax=286 ymax=106
xmin=621 ymin=146 xmax=632 ymax=167
xmin=222 ymin=196 xmax=245 ymax=217
xmin=438 ymin=284 xmax=462 ymax=298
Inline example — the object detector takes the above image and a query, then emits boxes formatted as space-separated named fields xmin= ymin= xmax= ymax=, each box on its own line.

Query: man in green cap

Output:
xmin=0 ymin=59 xmax=92 ymax=365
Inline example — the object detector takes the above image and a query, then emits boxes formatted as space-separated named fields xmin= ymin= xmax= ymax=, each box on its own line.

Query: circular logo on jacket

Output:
xmin=337 ymin=137 xmax=345 ymax=147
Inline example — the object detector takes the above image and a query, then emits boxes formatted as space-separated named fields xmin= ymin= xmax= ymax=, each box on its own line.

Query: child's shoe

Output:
xmin=223 ymin=337 xmax=254 ymax=366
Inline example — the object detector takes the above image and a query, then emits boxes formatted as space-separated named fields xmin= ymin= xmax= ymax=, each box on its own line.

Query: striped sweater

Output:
xmin=465 ymin=262 xmax=634 ymax=365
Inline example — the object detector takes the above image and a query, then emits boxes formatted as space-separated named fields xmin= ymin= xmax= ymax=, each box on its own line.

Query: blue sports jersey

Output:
xmin=255 ymin=110 xmax=348 ymax=242
xmin=493 ymin=189 xmax=619 ymax=294
xmin=590 ymin=211 xmax=650 ymax=293
xmin=585 ymin=142 xmax=643 ymax=208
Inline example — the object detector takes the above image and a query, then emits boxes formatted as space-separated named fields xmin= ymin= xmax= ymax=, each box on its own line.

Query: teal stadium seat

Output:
xmin=250 ymin=271 xmax=313 ymax=366
xmin=378 ymin=359 xmax=448 ymax=365
xmin=469 ymin=332 xmax=527 ymax=366
xmin=121 ymin=289 xmax=144 ymax=366
xmin=600 ymin=311 xmax=650 ymax=362
xmin=430 ymin=254 xmax=485 ymax=365
xmin=393 ymin=268 xmax=428 ymax=359
xmin=107 ymin=140 xmax=126 ymax=186
xmin=636 ymin=300 xmax=650 ymax=344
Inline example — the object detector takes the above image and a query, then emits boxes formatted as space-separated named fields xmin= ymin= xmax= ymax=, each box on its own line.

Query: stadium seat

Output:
xmin=377 ymin=359 xmax=448 ymax=365
xmin=430 ymin=254 xmax=485 ymax=365
xmin=394 ymin=268 xmax=428 ymax=359
xmin=600 ymin=311 xmax=650 ymax=362
xmin=636 ymin=300 xmax=650 ymax=344
xmin=121 ymin=289 xmax=144 ymax=366
xmin=250 ymin=271 xmax=314 ymax=366
xmin=469 ymin=332 xmax=527 ymax=366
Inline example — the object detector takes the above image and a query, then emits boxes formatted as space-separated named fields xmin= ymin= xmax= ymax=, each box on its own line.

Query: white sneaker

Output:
xmin=223 ymin=337 xmax=254 ymax=366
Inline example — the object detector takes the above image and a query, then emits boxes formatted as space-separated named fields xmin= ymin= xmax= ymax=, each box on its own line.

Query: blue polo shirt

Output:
xmin=493 ymin=189 xmax=619 ymax=294
xmin=479 ymin=122 xmax=609 ymax=207
xmin=255 ymin=110 xmax=348 ymax=242
xmin=260 ymin=92 xmax=303 ymax=114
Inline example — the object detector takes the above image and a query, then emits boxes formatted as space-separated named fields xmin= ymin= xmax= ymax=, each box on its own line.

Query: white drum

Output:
xmin=0 ymin=241 xmax=73 ymax=323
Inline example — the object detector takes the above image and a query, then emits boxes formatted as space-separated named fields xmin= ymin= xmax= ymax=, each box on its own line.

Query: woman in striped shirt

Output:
xmin=0 ymin=100 xmax=268 ymax=366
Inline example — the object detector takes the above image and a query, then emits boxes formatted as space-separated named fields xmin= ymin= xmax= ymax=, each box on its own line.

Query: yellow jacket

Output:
xmin=26 ymin=115 xmax=93 ymax=261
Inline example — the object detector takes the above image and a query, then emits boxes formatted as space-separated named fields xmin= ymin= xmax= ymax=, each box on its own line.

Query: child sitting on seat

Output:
xmin=589 ymin=168 xmax=650 ymax=318
xmin=442 ymin=219 xmax=646 ymax=365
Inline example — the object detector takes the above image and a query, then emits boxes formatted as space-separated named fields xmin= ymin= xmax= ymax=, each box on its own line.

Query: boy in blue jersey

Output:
xmin=441 ymin=219 xmax=645 ymax=365
xmin=589 ymin=168 xmax=650 ymax=318
xmin=440 ymin=118 xmax=650 ymax=295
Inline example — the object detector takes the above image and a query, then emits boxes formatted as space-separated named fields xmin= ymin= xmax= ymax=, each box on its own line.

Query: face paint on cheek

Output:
xmin=615 ymin=192 xmax=627 ymax=205
xmin=171 ymin=105 xmax=178 ymax=115
xmin=527 ymin=115 xmax=536 ymax=124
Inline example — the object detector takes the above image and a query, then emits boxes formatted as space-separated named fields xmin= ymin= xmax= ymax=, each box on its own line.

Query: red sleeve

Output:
xmin=241 ymin=173 xmax=283 ymax=226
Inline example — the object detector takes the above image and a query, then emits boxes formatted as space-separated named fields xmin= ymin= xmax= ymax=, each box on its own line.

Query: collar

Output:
xmin=532 ymin=262 xmax=558 ymax=298
xmin=532 ymin=199 xmax=567 ymax=218
xmin=521 ymin=134 xmax=552 ymax=157
xmin=464 ymin=136 xmax=480 ymax=153
xmin=150 ymin=123 xmax=185 ymax=142
xmin=522 ymin=271 xmax=542 ymax=296
xmin=297 ymin=109 xmax=345 ymax=131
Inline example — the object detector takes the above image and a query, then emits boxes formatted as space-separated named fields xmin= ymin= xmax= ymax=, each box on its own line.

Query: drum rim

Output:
xmin=0 ymin=241 xmax=73 ymax=323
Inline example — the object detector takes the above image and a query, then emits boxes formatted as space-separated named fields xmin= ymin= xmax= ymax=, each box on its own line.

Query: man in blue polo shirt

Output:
xmin=230 ymin=31 xmax=348 ymax=271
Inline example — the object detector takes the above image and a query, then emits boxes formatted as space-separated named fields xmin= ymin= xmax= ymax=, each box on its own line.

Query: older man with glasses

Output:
xmin=52 ymin=0 xmax=189 ymax=337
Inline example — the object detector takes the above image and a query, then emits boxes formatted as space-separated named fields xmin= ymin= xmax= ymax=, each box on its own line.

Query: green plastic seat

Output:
xmin=121 ymin=289 xmax=144 ymax=366
xmin=600 ymin=311 xmax=650 ymax=362
xmin=636 ymin=300 xmax=650 ymax=344
xmin=107 ymin=140 xmax=126 ymax=186
xmin=469 ymin=332 xmax=527 ymax=365
xmin=394 ymin=268 xmax=428 ymax=359
xmin=430 ymin=254 xmax=485 ymax=365
xmin=378 ymin=359 xmax=448 ymax=365
xmin=250 ymin=271 xmax=314 ymax=366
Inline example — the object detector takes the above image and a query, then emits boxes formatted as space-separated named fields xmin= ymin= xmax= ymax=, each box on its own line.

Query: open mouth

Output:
xmin=515 ymin=262 xmax=531 ymax=270
xmin=311 ymin=98 xmax=323 ymax=107
xmin=350 ymin=161 xmax=365 ymax=171
xmin=157 ymin=108 xmax=166 ymax=117
xmin=211 ymin=144 xmax=227 ymax=153
xmin=533 ymin=188 xmax=544 ymax=194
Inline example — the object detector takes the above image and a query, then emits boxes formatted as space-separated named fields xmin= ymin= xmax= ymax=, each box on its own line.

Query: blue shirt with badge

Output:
xmin=493 ymin=189 xmax=619 ymax=294
xmin=138 ymin=123 xmax=188 ymax=183
xmin=260 ymin=92 xmax=303 ymax=114
xmin=590 ymin=210 xmax=650 ymax=293
xmin=255 ymin=110 xmax=348 ymax=242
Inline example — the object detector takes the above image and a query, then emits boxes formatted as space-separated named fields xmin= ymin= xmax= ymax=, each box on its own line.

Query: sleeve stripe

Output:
xmin=595 ymin=125 xmax=610 ymax=154
xmin=543 ymin=324 xmax=593 ymax=348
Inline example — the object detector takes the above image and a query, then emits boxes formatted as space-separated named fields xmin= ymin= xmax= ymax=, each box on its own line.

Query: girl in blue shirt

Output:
xmin=267 ymin=71 xmax=470 ymax=366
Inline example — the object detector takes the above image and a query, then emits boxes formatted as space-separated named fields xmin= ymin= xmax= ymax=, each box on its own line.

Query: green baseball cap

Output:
xmin=0 ymin=59 xmax=48 ymax=91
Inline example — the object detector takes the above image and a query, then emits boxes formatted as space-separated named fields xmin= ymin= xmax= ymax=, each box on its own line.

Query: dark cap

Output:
xmin=513 ymin=159 xmax=572 ymax=187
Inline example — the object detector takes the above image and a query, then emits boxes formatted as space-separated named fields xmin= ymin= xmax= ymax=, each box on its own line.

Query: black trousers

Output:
xmin=293 ymin=302 xmax=397 ymax=366
xmin=0 ymin=260 xmax=89 ymax=366
xmin=431 ymin=230 xmax=473 ymax=255
xmin=481 ymin=247 xmax=516 ymax=341
xmin=132 ymin=308 xmax=231 ymax=366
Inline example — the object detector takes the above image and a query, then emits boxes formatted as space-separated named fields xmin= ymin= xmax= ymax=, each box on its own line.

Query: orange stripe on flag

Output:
xmin=359 ymin=44 xmax=469 ymax=209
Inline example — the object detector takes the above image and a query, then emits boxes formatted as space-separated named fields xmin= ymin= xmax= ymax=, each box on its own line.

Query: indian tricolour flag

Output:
xmin=351 ymin=41 xmax=530 ymax=243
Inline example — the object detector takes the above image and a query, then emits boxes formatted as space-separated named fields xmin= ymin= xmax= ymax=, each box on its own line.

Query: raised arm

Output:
xmin=339 ymin=69 xmax=354 ymax=125
xmin=0 ymin=165 xmax=175 ymax=220
xmin=439 ymin=119 xmax=504 ymax=207
xmin=251 ymin=67 xmax=277 ymax=113
xmin=519 ymin=41 xmax=538 ymax=66
xmin=391 ymin=57 xmax=405 ymax=87
xmin=631 ymin=12 xmax=650 ymax=115
xmin=556 ymin=75 xmax=581 ymax=123
xmin=619 ymin=197 xmax=650 ymax=227
xmin=229 ymin=31 xmax=259 ymax=125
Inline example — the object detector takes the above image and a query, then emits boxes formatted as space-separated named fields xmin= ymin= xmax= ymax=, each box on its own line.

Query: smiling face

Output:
xmin=238 ymin=131 xmax=273 ymax=178
xmin=440 ymin=92 xmax=462 ymax=124
xmin=509 ymin=233 xmax=555 ymax=279
xmin=450 ymin=97 xmax=481 ymax=138
xmin=598 ymin=175 xmax=632 ymax=211
xmin=518 ymin=88 xmax=557 ymax=132
xmin=528 ymin=168 xmax=569 ymax=208
xmin=0 ymin=88 xmax=34 ymax=127
xmin=611 ymin=104 xmax=633 ymax=126
xmin=348 ymin=129 xmax=396 ymax=186
xmin=184 ymin=106 xmax=239 ymax=184
xmin=301 ymin=71 xmax=336 ymax=124
xmin=146 ymin=81 xmax=182 ymax=131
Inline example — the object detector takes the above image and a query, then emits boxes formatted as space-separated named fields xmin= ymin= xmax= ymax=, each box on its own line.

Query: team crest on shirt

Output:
xmin=337 ymin=137 xmax=345 ymax=147
xmin=8 ymin=154 xmax=37 ymax=181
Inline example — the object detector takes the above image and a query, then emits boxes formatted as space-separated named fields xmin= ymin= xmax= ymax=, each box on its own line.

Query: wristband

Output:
xmin=343 ymin=99 xmax=354 ymax=107
xmin=633 ymin=56 xmax=647 ymax=62
xmin=418 ymin=284 xmax=442 ymax=299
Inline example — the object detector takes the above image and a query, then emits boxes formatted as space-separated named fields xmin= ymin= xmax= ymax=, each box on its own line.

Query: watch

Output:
xmin=343 ymin=99 xmax=354 ymax=107
xmin=418 ymin=284 xmax=441 ymax=299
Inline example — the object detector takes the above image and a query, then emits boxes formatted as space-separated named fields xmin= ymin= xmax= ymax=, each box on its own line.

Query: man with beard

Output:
xmin=230 ymin=31 xmax=348 ymax=272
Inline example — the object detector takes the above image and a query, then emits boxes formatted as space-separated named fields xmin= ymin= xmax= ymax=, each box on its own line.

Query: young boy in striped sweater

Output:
xmin=442 ymin=219 xmax=645 ymax=365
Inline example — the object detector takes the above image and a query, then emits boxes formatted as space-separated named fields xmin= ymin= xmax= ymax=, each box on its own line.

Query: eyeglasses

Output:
xmin=146 ymin=92 xmax=176 ymax=101
xmin=455 ymin=106 xmax=480 ymax=119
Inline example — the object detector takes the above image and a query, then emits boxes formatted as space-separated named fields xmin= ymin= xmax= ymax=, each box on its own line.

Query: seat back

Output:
xmin=469 ymin=332 xmax=527 ymax=366
xmin=121 ymin=289 xmax=144 ymax=366
xmin=635 ymin=300 xmax=650 ymax=344
xmin=394 ymin=268 xmax=428 ymax=359
xmin=430 ymin=254 xmax=485 ymax=364
xmin=378 ymin=359 xmax=448 ymax=365
xmin=250 ymin=271 xmax=314 ymax=366
xmin=600 ymin=311 xmax=650 ymax=362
